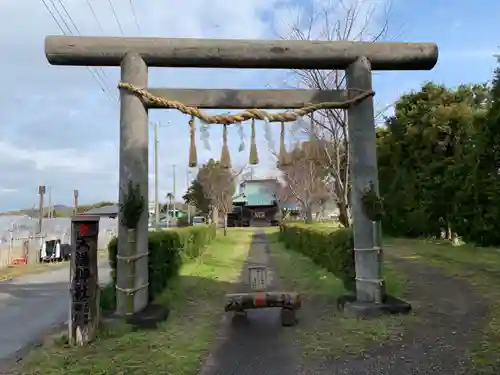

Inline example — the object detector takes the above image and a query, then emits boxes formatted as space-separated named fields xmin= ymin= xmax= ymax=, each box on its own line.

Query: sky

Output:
xmin=0 ymin=0 xmax=498 ymax=211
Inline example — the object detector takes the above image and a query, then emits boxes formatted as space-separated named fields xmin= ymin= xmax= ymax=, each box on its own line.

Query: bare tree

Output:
xmin=276 ymin=179 xmax=296 ymax=221
xmin=274 ymin=0 xmax=393 ymax=227
xmin=216 ymin=167 xmax=246 ymax=236
xmin=279 ymin=142 xmax=329 ymax=224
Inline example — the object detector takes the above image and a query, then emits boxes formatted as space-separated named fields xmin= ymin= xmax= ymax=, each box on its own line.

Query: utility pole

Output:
xmin=47 ymin=186 xmax=52 ymax=218
xmin=73 ymin=189 xmax=79 ymax=215
xmin=173 ymin=164 xmax=176 ymax=225
xmin=37 ymin=185 xmax=46 ymax=234
xmin=154 ymin=122 xmax=160 ymax=228
xmin=165 ymin=193 xmax=170 ymax=228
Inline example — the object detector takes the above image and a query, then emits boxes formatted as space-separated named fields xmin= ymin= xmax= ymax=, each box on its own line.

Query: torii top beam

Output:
xmin=45 ymin=36 xmax=438 ymax=71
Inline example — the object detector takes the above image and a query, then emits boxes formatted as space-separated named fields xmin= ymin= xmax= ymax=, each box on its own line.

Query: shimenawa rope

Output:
xmin=118 ymin=82 xmax=375 ymax=125
xmin=117 ymin=81 xmax=375 ymax=168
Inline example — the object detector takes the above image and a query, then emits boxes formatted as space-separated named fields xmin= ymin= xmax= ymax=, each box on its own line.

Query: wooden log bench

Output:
xmin=225 ymin=291 xmax=301 ymax=326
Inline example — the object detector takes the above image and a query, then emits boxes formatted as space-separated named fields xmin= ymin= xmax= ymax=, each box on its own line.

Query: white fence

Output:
xmin=0 ymin=216 xmax=118 ymax=269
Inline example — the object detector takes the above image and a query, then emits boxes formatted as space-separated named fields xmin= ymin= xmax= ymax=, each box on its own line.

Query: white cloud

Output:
xmin=0 ymin=0 xmax=292 ymax=210
xmin=1 ymin=0 xmax=497 ymax=211
xmin=0 ymin=188 xmax=17 ymax=194
xmin=0 ymin=140 xmax=114 ymax=173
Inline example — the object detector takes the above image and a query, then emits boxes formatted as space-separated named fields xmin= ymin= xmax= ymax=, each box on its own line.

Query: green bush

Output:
xmin=107 ymin=224 xmax=216 ymax=304
xmin=99 ymin=284 xmax=116 ymax=313
xmin=279 ymin=223 xmax=355 ymax=291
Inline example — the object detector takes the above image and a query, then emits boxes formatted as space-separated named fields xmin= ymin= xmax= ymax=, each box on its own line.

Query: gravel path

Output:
xmin=199 ymin=231 xmax=489 ymax=375
xmin=316 ymin=255 xmax=489 ymax=375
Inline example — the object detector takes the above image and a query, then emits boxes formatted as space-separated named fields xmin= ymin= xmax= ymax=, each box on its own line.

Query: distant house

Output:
xmin=82 ymin=204 xmax=188 ymax=222
xmin=82 ymin=205 xmax=119 ymax=218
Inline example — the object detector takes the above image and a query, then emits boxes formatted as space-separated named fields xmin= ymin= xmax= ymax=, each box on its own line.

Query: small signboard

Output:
xmin=248 ymin=265 xmax=268 ymax=291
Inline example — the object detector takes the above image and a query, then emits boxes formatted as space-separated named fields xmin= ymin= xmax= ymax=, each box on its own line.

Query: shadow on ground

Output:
xmin=9 ymin=274 xmax=272 ymax=375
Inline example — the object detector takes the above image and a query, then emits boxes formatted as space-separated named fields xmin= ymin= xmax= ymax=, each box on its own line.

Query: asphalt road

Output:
xmin=0 ymin=262 xmax=111 ymax=361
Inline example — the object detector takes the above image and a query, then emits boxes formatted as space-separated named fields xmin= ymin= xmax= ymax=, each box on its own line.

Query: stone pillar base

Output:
xmin=343 ymin=295 xmax=412 ymax=318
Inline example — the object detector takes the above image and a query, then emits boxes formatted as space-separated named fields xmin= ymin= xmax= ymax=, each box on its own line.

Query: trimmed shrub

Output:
xmin=107 ymin=224 xmax=216 ymax=304
xmin=279 ymin=223 xmax=355 ymax=291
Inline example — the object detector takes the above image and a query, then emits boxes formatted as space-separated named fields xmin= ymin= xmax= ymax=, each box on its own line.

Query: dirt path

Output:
xmin=198 ymin=230 xmax=304 ymax=375
xmin=316 ymin=255 xmax=489 ymax=375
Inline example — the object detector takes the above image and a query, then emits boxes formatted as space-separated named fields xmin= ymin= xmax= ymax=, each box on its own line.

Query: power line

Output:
xmin=53 ymin=0 xmax=114 ymax=97
xmin=55 ymin=0 xmax=80 ymax=34
xmin=128 ymin=0 xmax=141 ymax=33
xmin=41 ymin=0 xmax=106 ymax=95
xmin=84 ymin=0 xmax=105 ymax=33
xmin=45 ymin=0 xmax=72 ymax=33
xmin=53 ymin=0 xmax=114 ymax=96
xmin=107 ymin=0 xmax=125 ymax=35
xmin=42 ymin=0 xmax=116 ymax=102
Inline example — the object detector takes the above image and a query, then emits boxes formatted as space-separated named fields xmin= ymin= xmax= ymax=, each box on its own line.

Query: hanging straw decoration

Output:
xmin=249 ymin=118 xmax=259 ymax=165
xmin=220 ymin=124 xmax=232 ymax=169
xmin=306 ymin=113 xmax=320 ymax=162
xmin=188 ymin=115 xmax=198 ymax=167
xmin=278 ymin=121 xmax=289 ymax=167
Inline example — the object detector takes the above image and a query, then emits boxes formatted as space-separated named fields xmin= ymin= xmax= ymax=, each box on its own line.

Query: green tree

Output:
xmin=183 ymin=179 xmax=210 ymax=215
xmin=454 ymin=58 xmax=500 ymax=246
xmin=378 ymin=82 xmax=491 ymax=240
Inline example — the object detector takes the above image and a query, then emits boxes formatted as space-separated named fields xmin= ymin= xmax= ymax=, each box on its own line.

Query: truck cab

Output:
xmin=192 ymin=216 xmax=206 ymax=226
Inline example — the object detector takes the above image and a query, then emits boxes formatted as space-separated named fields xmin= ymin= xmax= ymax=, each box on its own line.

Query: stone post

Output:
xmin=116 ymin=52 xmax=149 ymax=315
xmin=346 ymin=56 xmax=385 ymax=306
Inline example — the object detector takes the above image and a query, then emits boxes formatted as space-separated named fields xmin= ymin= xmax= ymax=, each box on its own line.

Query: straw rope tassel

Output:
xmin=249 ymin=118 xmax=259 ymax=165
xmin=278 ymin=121 xmax=289 ymax=167
xmin=188 ymin=116 xmax=198 ymax=167
xmin=220 ymin=124 xmax=231 ymax=169
xmin=307 ymin=113 xmax=319 ymax=161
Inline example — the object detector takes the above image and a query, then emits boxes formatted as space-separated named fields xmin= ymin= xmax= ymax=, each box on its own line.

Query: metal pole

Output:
xmin=154 ymin=122 xmax=160 ymax=229
xmin=173 ymin=164 xmax=176 ymax=225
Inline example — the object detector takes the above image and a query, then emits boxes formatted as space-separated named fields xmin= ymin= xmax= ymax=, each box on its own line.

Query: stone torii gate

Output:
xmin=44 ymin=36 xmax=438 ymax=316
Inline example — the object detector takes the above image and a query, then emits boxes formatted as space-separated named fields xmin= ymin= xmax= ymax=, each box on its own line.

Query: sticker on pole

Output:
xmin=248 ymin=266 xmax=268 ymax=291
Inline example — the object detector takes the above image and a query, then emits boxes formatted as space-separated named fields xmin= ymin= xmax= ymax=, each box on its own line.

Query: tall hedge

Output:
xmin=107 ymin=224 xmax=216 ymax=303
xmin=279 ymin=223 xmax=355 ymax=291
